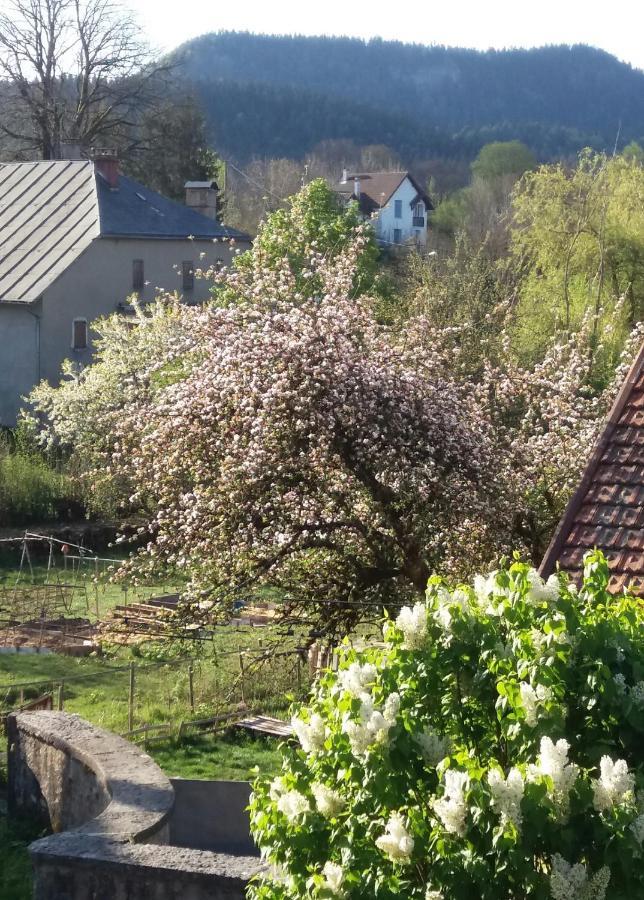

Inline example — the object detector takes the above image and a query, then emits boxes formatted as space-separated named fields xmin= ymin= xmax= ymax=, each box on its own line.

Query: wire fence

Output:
xmin=0 ymin=645 xmax=314 ymax=746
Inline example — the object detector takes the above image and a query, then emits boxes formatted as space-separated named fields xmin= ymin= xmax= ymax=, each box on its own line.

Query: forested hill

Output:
xmin=173 ymin=32 xmax=644 ymax=163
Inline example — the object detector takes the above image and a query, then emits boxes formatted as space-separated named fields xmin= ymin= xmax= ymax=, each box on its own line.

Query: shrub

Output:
xmin=0 ymin=435 xmax=83 ymax=524
xmin=249 ymin=552 xmax=644 ymax=899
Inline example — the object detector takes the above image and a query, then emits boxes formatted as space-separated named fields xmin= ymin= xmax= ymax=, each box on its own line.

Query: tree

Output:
xmin=124 ymin=93 xmax=220 ymax=203
xmin=0 ymin=0 xmax=168 ymax=158
xmin=510 ymin=151 xmax=644 ymax=366
xmin=22 ymin=183 xmax=642 ymax=634
xmin=221 ymin=178 xmax=380 ymax=302
xmin=250 ymin=553 xmax=644 ymax=900
xmin=431 ymin=141 xmax=536 ymax=256
xmin=471 ymin=140 xmax=536 ymax=181
xmin=104 ymin=283 xmax=507 ymax=638
xmin=622 ymin=141 xmax=644 ymax=164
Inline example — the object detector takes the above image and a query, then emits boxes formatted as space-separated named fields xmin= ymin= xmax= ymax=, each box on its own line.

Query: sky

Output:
xmin=127 ymin=0 xmax=644 ymax=71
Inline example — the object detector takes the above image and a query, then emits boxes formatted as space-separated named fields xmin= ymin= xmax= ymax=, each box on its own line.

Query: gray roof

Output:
xmin=0 ymin=160 xmax=248 ymax=303
xmin=0 ymin=161 xmax=99 ymax=303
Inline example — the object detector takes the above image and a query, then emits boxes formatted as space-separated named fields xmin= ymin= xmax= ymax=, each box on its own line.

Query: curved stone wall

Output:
xmin=7 ymin=711 xmax=264 ymax=900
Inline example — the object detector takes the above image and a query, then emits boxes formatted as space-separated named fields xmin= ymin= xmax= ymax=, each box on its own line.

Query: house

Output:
xmin=333 ymin=170 xmax=433 ymax=247
xmin=540 ymin=341 xmax=644 ymax=595
xmin=0 ymin=155 xmax=250 ymax=425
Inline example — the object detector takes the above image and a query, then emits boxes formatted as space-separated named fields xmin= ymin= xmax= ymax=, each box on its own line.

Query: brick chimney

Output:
xmin=92 ymin=148 xmax=119 ymax=188
xmin=185 ymin=180 xmax=219 ymax=221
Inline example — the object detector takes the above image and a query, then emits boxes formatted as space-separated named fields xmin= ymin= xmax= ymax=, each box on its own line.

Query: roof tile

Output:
xmin=540 ymin=342 xmax=644 ymax=596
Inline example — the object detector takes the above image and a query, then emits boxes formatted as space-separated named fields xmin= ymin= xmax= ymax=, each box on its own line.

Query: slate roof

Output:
xmin=97 ymin=172 xmax=245 ymax=241
xmin=540 ymin=341 xmax=644 ymax=595
xmin=0 ymin=160 xmax=248 ymax=303
xmin=334 ymin=171 xmax=434 ymax=217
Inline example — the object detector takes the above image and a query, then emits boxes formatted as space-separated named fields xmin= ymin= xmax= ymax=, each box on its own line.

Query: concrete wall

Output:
xmin=170 ymin=779 xmax=257 ymax=855
xmin=0 ymin=302 xmax=40 ymax=424
xmin=7 ymin=711 xmax=264 ymax=900
xmin=375 ymin=177 xmax=428 ymax=246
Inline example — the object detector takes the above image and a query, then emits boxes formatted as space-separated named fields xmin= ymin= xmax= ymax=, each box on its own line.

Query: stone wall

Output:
xmin=8 ymin=711 xmax=265 ymax=900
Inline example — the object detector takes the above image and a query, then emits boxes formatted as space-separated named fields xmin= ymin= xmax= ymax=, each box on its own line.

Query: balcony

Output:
xmin=412 ymin=216 xmax=425 ymax=228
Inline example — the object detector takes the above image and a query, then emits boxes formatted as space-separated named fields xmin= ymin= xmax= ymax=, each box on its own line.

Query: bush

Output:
xmin=0 ymin=435 xmax=83 ymax=524
xmin=249 ymin=552 xmax=644 ymax=899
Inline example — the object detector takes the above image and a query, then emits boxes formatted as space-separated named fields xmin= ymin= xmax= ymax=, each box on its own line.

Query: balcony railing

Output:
xmin=412 ymin=216 xmax=425 ymax=227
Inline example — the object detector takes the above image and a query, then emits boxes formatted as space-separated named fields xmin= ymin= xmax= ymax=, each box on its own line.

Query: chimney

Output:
xmin=58 ymin=142 xmax=84 ymax=160
xmin=353 ymin=176 xmax=361 ymax=199
xmin=341 ymin=168 xmax=348 ymax=184
xmin=185 ymin=181 xmax=219 ymax=221
xmin=92 ymin=148 xmax=119 ymax=188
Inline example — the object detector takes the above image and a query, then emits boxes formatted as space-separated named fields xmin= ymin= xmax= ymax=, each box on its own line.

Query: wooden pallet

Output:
xmin=236 ymin=715 xmax=293 ymax=738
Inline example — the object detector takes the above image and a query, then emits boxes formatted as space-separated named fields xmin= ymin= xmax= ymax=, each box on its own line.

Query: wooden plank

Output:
xmin=236 ymin=715 xmax=293 ymax=738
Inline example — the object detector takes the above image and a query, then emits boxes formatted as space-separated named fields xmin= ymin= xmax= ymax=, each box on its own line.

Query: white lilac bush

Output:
xmin=249 ymin=552 xmax=644 ymax=899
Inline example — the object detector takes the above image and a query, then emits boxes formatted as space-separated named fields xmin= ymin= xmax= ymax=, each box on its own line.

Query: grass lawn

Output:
xmin=149 ymin=729 xmax=284 ymax=780
xmin=0 ymin=811 xmax=44 ymax=900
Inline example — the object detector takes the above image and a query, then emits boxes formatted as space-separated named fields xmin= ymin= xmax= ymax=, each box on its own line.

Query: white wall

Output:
xmin=373 ymin=178 xmax=428 ymax=247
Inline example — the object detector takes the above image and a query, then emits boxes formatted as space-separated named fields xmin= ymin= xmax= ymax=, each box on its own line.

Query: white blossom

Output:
xmin=520 ymin=682 xmax=552 ymax=726
xmin=433 ymin=586 xmax=471 ymax=632
xmin=321 ymin=861 xmax=346 ymax=895
xmin=488 ymin=767 xmax=524 ymax=829
xmin=276 ymin=789 xmax=310 ymax=821
xmin=375 ymin=811 xmax=414 ymax=862
xmin=269 ymin=776 xmax=287 ymax=801
xmin=549 ymin=854 xmax=610 ymax=900
xmin=526 ymin=569 xmax=560 ymax=604
xmin=592 ymin=757 xmax=634 ymax=812
xmin=415 ymin=727 xmax=451 ymax=767
xmin=336 ymin=662 xmax=377 ymax=700
xmin=396 ymin=602 xmax=429 ymax=649
xmin=434 ymin=770 xmax=469 ymax=836
xmin=528 ymin=737 xmax=579 ymax=818
xmin=425 ymin=890 xmax=444 ymax=900
xmin=312 ymin=783 xmax=346 ymax=818
xmin=291 ymin=712 xmax=326 ymax=753
xmin=631 ymin=681 xmax=644 ymax=705
xmin=613 ymin=673 xmax=627 ymax=695
xmin=630 ymin=814 xmax=644 ymax=844
xmin=342 ymin=692 xmax=398 ymax=756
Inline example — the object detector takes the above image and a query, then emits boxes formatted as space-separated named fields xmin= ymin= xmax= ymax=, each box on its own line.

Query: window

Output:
xmin=182 ymin=260 xmax=194 ymax=292
xmin=394 ymin=199 xmax=403 ymax=219
xmin=393 ymin=228 xmax=402 ymax=244
xmin=72 ymin=318 xmax=88 ymax=350
xmin=414 ymin=202 xmax=424 ymax=218
xmin=132 ymin=259 xmax=144 ymax=291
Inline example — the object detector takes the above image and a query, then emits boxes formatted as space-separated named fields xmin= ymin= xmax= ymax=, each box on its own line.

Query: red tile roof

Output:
xmin=540 ymin=342 xmax=644 ymax=595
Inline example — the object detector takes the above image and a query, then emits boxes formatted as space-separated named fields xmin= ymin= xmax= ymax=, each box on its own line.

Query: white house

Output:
xmin=0 ymin=155 xmax=250 ymax=425
xmin=334 ymin=170 xmax=433 ymax=247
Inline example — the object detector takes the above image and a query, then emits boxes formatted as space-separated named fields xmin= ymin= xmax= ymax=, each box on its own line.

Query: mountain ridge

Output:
xmin=172 ymin=33 xmax=644 ymax=163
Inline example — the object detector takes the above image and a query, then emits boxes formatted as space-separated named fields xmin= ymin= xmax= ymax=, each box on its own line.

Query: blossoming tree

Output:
xmin=250 ymin=552 xmax=644 ymax=899
xmin=103 ymin=260 xmax=507 ymax=633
